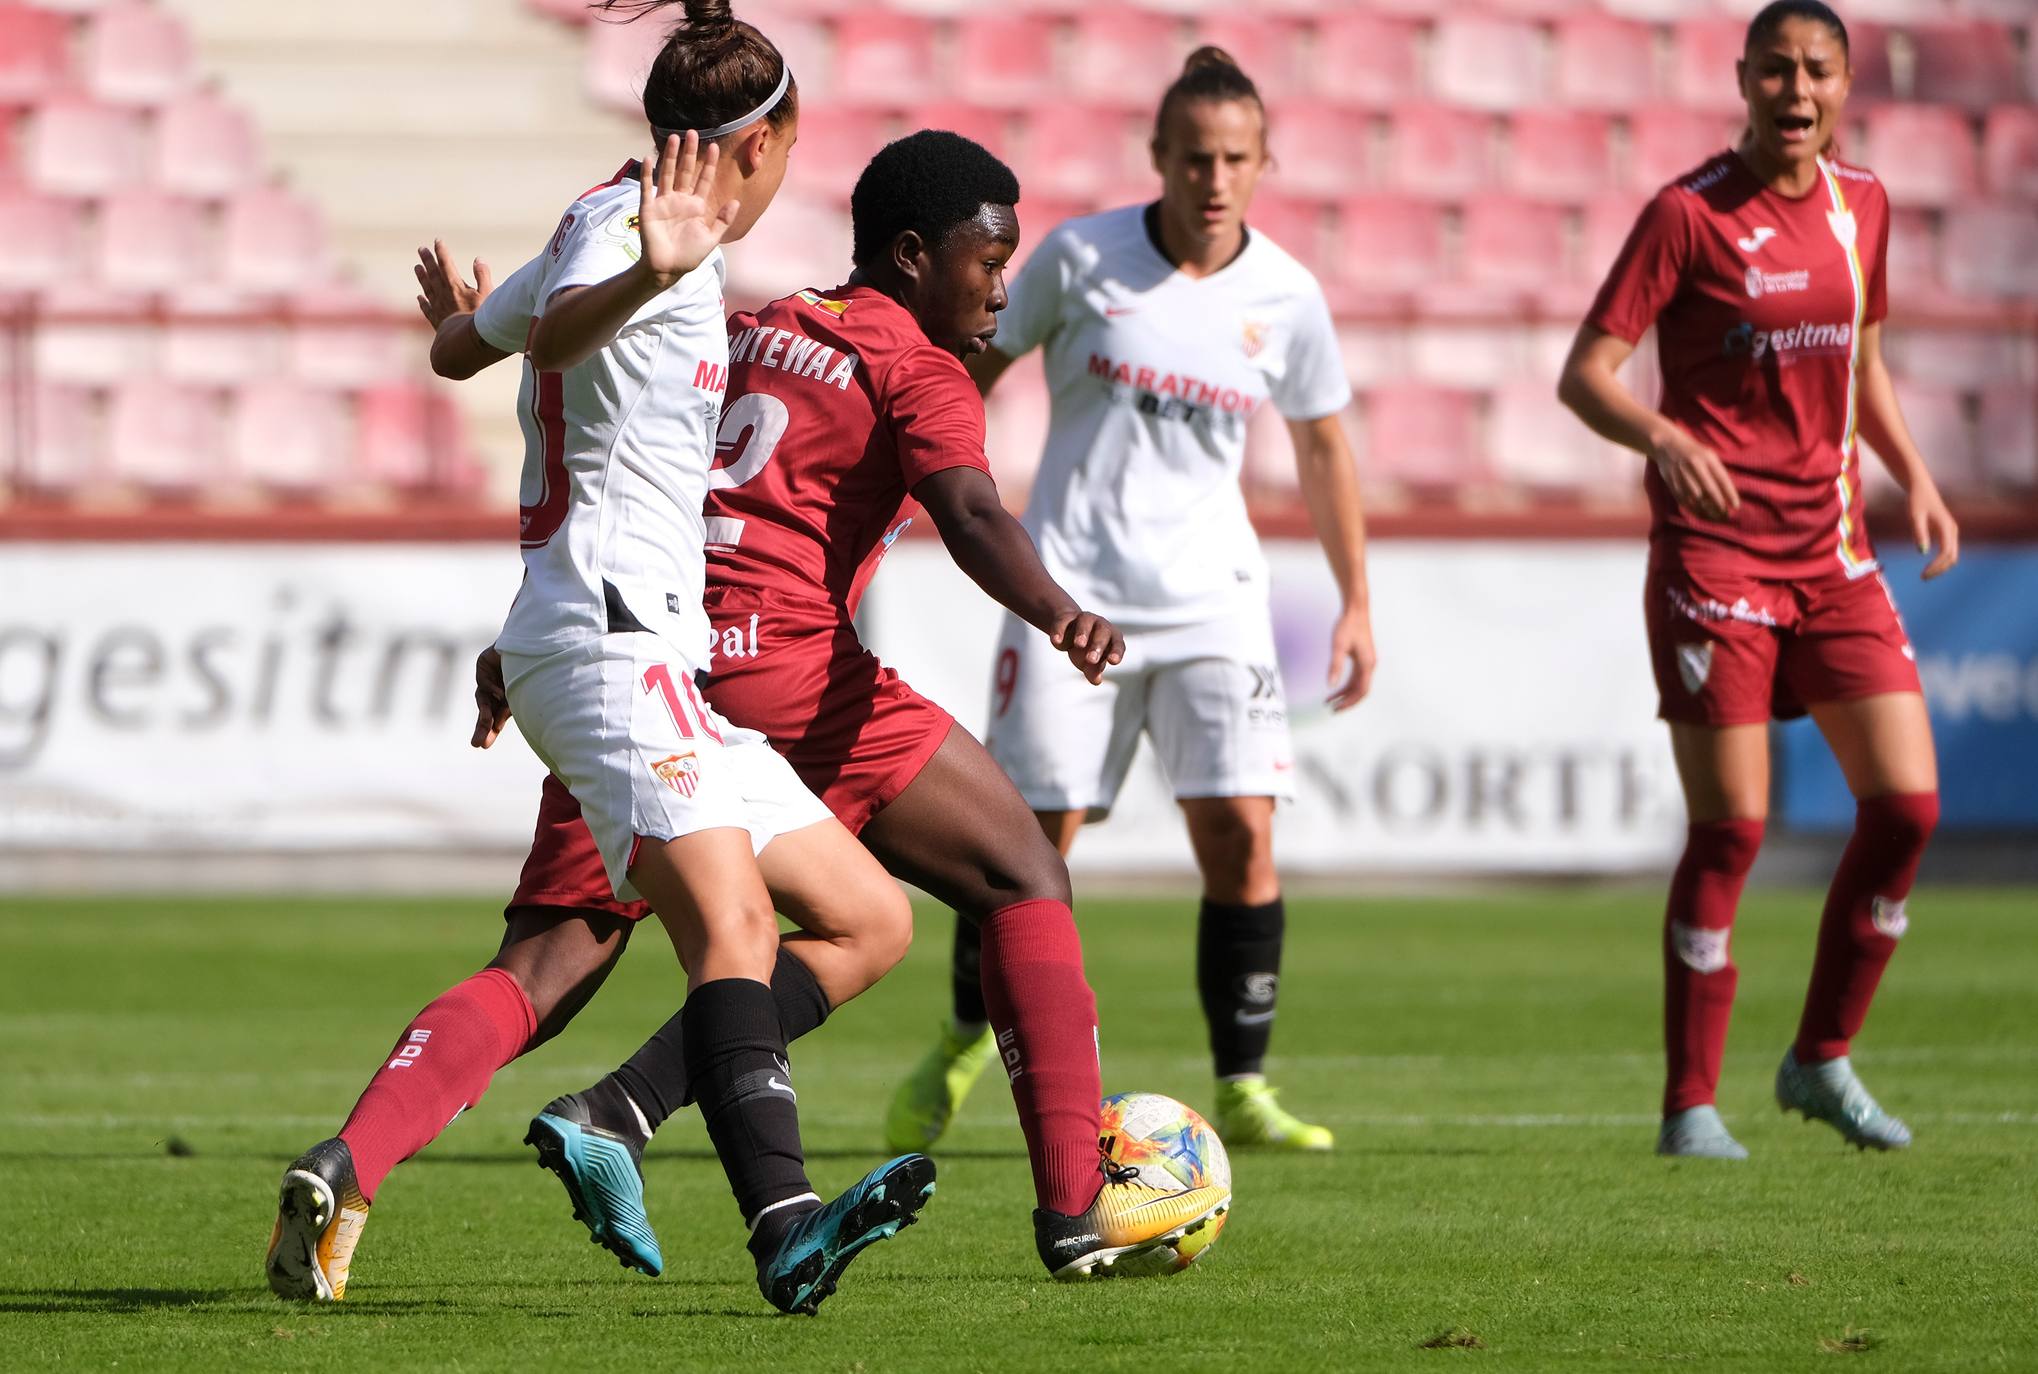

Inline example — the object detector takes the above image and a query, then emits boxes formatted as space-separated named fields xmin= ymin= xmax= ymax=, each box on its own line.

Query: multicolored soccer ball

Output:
xmin=1098 ymin=1091 xmax=1232 ymax=1272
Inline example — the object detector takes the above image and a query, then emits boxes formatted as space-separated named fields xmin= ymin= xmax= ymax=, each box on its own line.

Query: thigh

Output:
xmin=628 ymin=826 xmax=780 ymax=989
xmin=488 ymin=904 xmax=635 ymax=1047
xmin=756 ymin=815 xmax=909 ymax=944
xmin=1646 ymin=560 xmax=1790 ymax=727
xmin=1145 ymin=614 xmax=1293 ymax=802
xmin=985 ymin=612 xmax=1146 ymax=819
xmin=859 ymin=721 xmax=1074 ymax=917
xmin=1807 ymin=692 xmax=1938 ymax=799
xmin=1667 ymin=720 xmax=1772 ymax=822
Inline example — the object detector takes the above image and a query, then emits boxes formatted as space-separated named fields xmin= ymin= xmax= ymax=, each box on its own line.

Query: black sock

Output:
xmin=610 ymin=945 xmax=832 ymax=1129
xmin=950 ymin=911 xmax=987 ymax=1028
xmin=1197 ymin=897 xmax=1285 ymax=1078
xmin=678 ymin=978 xmax=817 ymax=1248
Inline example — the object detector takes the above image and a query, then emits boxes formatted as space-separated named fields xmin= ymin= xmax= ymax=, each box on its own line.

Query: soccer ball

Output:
xmin=1098 ymin=1091 xmax=1231 ymax=1273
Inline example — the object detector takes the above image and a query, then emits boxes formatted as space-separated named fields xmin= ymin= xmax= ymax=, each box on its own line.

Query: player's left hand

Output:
xmin=636 ymin=130 xmax=741 ymax=288
xmin=472 ymin=644 xmax=511 ymax=748
xmin=1909 ymin=480 xmax=1960 ymax=580
xmin=1051 ymin=611 xmax=1126 ymax=685
xmin=415 ymin=238 xmax=493 ymax=329
xmin=1325 ymin=606 xmax=1376 ymax=711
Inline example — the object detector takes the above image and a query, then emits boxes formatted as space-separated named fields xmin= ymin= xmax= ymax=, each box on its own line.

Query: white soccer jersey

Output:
xmin=485 ymin=165 xmax=729 ymax=670
xmin=995 ymin=204 xmax=1351 ymax=626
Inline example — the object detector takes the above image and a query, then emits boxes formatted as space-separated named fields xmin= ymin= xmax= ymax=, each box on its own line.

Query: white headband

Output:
xmin=677 ymin=65 xmax=791 ymax=141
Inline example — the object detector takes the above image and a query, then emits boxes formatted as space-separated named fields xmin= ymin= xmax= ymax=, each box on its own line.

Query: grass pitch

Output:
xmin=1 ymin=886 xmax=2033 ymax=1371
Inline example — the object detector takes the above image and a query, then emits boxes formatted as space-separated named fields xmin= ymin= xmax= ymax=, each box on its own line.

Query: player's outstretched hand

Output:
xmin=637 ymin=131 xmax=741 ymax=288
xmin=415 ymin=238 xmax=493 ymax=329
xmin=1649 ymin=428 xmax=1740 ymax=523
xmin=1051 ymin=611 xmax=1125 ymax=686
xmin=1326 ymin=606 xmax=1376 ymax=712
xmin=472 ymin=644 xmax=511 ymax=749
xmin=1910 ymin=480 xmax=1960 ymax=580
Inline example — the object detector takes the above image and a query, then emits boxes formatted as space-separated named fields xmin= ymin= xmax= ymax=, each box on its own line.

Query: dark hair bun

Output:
xmin=682 ymin=0 xmax=734 ymax=31
xmin=1181 ymin=45 xmax=1241 ymax=76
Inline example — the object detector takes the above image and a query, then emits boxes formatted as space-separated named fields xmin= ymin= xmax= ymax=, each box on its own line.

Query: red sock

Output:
xmin=339 ymin=968 xmax=537 ymax=1201
xmin=1793 ymin=792 xmax=1938 ymax=1064
xmin=977 ymin=900 xmax=1102 ymax=1216
xmin=1662 ymin=819 xmax=1764 ymax=1116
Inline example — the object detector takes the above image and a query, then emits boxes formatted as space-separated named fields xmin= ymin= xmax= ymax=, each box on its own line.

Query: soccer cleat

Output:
xmin=1213 ymin=1075 xmax=1334 ymax=1151
xmin=1656 ymin=1104 xmax=1750 ymax=1159
xmin=1775 ymin=1049 xmax=1913 ymax=1151
xmin=883 ymin=1020 xmax=996 ymax=1154
xmin=525 ymin=1091 xmax=664 ymax=1276
xmin=1034 ymin=1163 xmax=1231 ymax=1280
xmin=756 ymin=1154 xmax=936 ymax=1315
xmin=265 ymin=1137 xmax=370 ymax=1301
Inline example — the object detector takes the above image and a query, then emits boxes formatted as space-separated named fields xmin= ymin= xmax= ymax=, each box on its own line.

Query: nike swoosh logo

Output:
xmin=767 ymin=1077 xmax=797 ymax=1100
xmin=1233 ymin=1010 xmax=1276 ymax=1026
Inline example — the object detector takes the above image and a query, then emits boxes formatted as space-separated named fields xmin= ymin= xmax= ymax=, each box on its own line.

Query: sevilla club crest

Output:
xmin=651 ymin=751 xmax=700 ymax=798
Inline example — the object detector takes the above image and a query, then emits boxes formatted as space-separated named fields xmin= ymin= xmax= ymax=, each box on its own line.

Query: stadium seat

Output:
xmin=1982 ymin=105 xmax=2038 ymax=199
xmin=1309 ymin=12 xmax=1424 ymax=108
xmin=0 ymin=3 xmax=72 ymax=105
xmin=1005 ymin=196 xmax=1089 ymax=272
xmin=1910 ymin=23 xmax=2026 ymax=111
xmin=83 ymin=3 xmax=195 ymax=106
xmin=290 ymin=313 xmax=414 ymax=389
xmin=0 ymin=190 xmax=87 ymax=292
xmin=833 ymin=10 xmax=940 ymax=106
xmin=1188 ymin=15 xmax=1304 ymax=93
xmin=1360 ymin=385 xmax=1489 ymax=489
xmin=1333 ymin=197 xmax=1447 ymax=312
xmin=721 ymin=194 xmax=848 ymax=298
xmin=1882 ymin=205 xmax=1946 ymax=305
xmin=983 ymin=366 xmax=1047 ymax=494
xmin=1941 ymin=202 xmax=2038 ymax=297
xmin=1626 ymin=109 xmax=1738 ymax=192
xmin=32 ymin=302 xmax=156 ymax=386
xmin=1979 ymin=383 xmax=2038 ymax=489
xmin=162 ymin=311 xmax=280 ymax=385
xmin=151 ymin=89 xmax=263 ymax=197
xmin=1598 ymin=0 xmax=1713 ymax=18
xmin=1429 ymin=15 xmax=1545 ymax=112
xmin=1868 ymin=382 xmax=1980 ymax=498
xmin=1244 ymin=194 xmax=1326 ymax=278
xmin=108 ymin=376 xmax=219 ymax=491
xmin=1551 ymin=14 xmax=1660 ymax=114
xmin=953 ymin=13 xmax=1057 ymax=110
xmin=1505 ymin=111 xmax=1616 ymax=202
xmin=785 ymin=109 xmax=889 ymax=205
xmin=1489 ymin=379 xmax=1635 ymax=492
xmin=525 ymin=0 xmax=594 ymax=22
xmin=23 ymin=95 xmax=147 ymax=199
xmin=1069 ymin=10 xmax=1179 ymax=109
xmin=1405 ymin=323 xmax=1531 ymax=388
xmin=1667 ymin=20 xmax=1749 ymax=115
xmin=1382 ymin=105 xmax=1495 ymax=200
xmin=95 ymin=191 xmax=211 ymax=294
xmin=354 ymin=383 xmax=443 ymax=491
xmin=16 ymin=382 xmax=103 ymax=493
xmin=1865 ymin=105 xmax=1981 ymax=207
xmin=1459 ymin=196 xmax=1572 ymax=301
xmin=582 ymin=12 xmax=669 ymax=115
xmin=1882 ymin=325 xmax=2028 ymax=388
xmin=220 ymin=185 xmax=332 ymax=294
xmin=1581 ymin=193 xmax=1648 ymax=289
xmin=1264 ymin=101 xmax=1371 ymax=198
xmin=1335 ymin=322 xmax=1402 ymax=389
xmin=901 ymin=103 xmax=1011 ymax=159
xmin=1844 ymin=24 xmax=1896 ymax=105
xmin=1017 ymin=106 xmax=1142 ymax=202
xmin=229 ymin=379 xmax=349 ymax=491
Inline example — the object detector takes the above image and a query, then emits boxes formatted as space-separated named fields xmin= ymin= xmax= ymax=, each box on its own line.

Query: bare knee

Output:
xmin=489 ymin=906 xmax=630 ymax=1046
xmin=1187 ymin=804 xmax=1278 ymax=904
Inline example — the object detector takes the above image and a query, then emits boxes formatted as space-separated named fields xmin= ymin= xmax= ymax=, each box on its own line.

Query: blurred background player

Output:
xmin=268 ymin=2 xmax=938 ymax=1317
xmin=442 ymin=130 xmax=1229 ymax=1281
xmin=885 ymin=49 xmax=1376 ymax=1157
xmin=1558 ymin=0 xmax=1954 ymax=1160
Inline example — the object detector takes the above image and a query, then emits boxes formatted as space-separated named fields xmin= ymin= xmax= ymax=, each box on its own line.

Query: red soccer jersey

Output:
xmin=1586 ymin=151 xmax=1890 ymax=580
xmin=704 ymin=284 xmax=990 ymax=616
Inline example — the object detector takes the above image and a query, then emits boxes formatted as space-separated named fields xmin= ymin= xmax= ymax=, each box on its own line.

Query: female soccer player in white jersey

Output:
xmin=267 ymin=1 xmax=933 ymax=1316
xmin=886 ymin=48 xmax=1377 ymax=1156
xmin=1560 ymin=0 xmax=1954 ymax=1159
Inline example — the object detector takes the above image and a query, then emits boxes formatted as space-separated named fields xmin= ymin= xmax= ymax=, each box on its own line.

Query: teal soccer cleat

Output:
xmin=1656 ymin=1104 xmax=1750 ymax=1159
xmin=756 ymin=1154 xmax=936 ymax=1315
xmin=1775 ymin=1049 xmax=1913 ymax=1151
xmin=526 ymin=1092 xmax=664 ymax=1276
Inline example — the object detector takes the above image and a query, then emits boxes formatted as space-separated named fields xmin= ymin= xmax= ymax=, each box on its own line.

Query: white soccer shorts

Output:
xmin=503 ymin=632 xmax=831 ymax=902
xmin=983 ymin=606 xmax=1295 ymax=819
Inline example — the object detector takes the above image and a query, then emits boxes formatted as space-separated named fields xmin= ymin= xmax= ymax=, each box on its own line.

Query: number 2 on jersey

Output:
xmin=703 ymin=392 xmax=789 ymax=550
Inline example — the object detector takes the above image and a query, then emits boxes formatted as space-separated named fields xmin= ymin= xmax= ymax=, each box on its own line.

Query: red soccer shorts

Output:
xmin=1644 ymin=550 xmax=1922 ymax=727
xmin=505 ymin=587 xmax=954 ymax=919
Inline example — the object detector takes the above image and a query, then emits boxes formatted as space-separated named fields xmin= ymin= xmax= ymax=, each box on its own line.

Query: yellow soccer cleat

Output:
xmin=1213 ymin=1075 xmax=1334 ymax=1152
xmin=882 ymin=1019 xmax=995 ymax=1154
xmin=265 ymin=1137 xmax=370 ymax=1301
xmin=1033 ymin=1165 xmax=1231 ymax=1280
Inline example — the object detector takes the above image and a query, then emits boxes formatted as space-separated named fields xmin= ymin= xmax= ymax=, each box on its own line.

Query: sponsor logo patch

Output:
xmin=1241 ymin=972 xmax=1278 ymax=1004
xmin=651 ymin=750 xmax=699 ymax=798
xmin=1871 ymin=896 xmax=1909 ymax=939
xmin=1677 ymin=641 xmax=1715 ymax=693
xmin=1745 ymin=266 xmax=1811 ymax=298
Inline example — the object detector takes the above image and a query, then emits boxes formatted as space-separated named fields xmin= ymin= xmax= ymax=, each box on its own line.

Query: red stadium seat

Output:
xmin=1882 ymin=204 xmax=1946 ymax=305
xmin=1309 ymin=12 xmax=1423 ymax=109
xmin=1244 ymin=194 xmax=1326 ymax=278
xmin=230 ymin=379 xmax=349 ymax=491
xmin=901 ymin=103 xmax=1011 ymax=159
xmin=96 ymin=191 xmax=211 ymax=293
xmin=1459 ymin=196 xmax=1572 ymax=299
xmin=0 ymin=190 xmax=87 ymax=291
xmin=1405 ymin=322 xmax=1530 ymax=388
xmin=16 ymin=382 xmax=103 ymax=493
xmin=1264 ymin=101 xmax=1371 ymax=199
xmin=163 ymin=311 xmax=280 ymax=384
xmin=953 ymin=13 xmax=1057 ymax=110
xmin=1017 ymin=105 xmax=1143 ymax=202
xmin=1982 ymin=106 xmax=2038 ymax=199
xmin=1843 ymin=24 xmax=1896 ymax=106
xmin=221 ymin=185 xmax=332 ymax=293
xmin=1865 ymin=105 xmax=1981 ymax=207
xmin=1333 ymin=197 xmax=1446 ymax=313
xmin=1599 ymin=0 xmax=1712 ymax=18
xmin=290 ymin=315 xmax=414 ymax=389
xmin=1941 ymin=202 xmax=2038 ymax=297
xmin=83 ymin=3 xmax=195 ymax=106
xmin=1188 ymin=15 xmax=1304 ymax=94
xmin=0 ymin=3 xmax=72 ymax=105
xmin=1382 ymin=105 xmax=1495 ymax=199
xmin=1551 ymin=15 xmax=1659 ymax=114
xmin=151 ymin=89 xmax=262 ymax=197
xmin=1867 ymin=383 xmax=1979 ymax=499
xmin=1668 ymin=20 xmax=1749 ymax=116
xmin=1006 ymin=196 xmax=1090 ymax=273
xmin=1626 ymin=109 xmax=1738 ymax=192
xmin=1882 ymin=323 xmax=2027 ymax=387
xmin=1910 ymin=23 xmax=2026 ymax=111
xmin=1505 ymin=111 xmax=1616 ymax=202
xmin=1430 ymin=15 xmax=1544 ymax=112
xmin=354 ymin=384 xmax=443 ymax=491
xmin=1979 ymin=383 xmax=2038 ymax=490
xmin=108 ymin=376 xmax=220 ymax=491
xmin=1069 ymin=10 xmax=1179 ymax=109
xmin=1489 ymin=379 xmax=1636 ymax=492
xmin=1361 ymin=385 xmax=1489 ymax=489
xmin=1581 ymin=192 xmax=1648 ymax=287
xmin=833 ymin=10 xmax=940 ymax=106
xmin=23 ymin=95 xmax=146 ymax=198
xmin=784 ymin=109 xmax=889 ymax=205
xmin=723 ymin=194 xmax=848 ymax=300
xmin=582 ymin=13 xmax=668 ymax=115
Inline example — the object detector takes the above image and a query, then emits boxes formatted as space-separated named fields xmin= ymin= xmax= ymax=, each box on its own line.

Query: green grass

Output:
xmin=1 ymin=888 xmax=2033 ymax=1371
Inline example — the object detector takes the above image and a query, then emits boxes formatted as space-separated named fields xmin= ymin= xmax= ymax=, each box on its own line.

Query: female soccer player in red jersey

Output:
xmin=1559 ymin=0 xmax=1956 ymax=1158
xmin=267 ymin=2 xmax=937 ymax=1316
xmin=886 ymin=48 xmax=1376 ymax=1157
